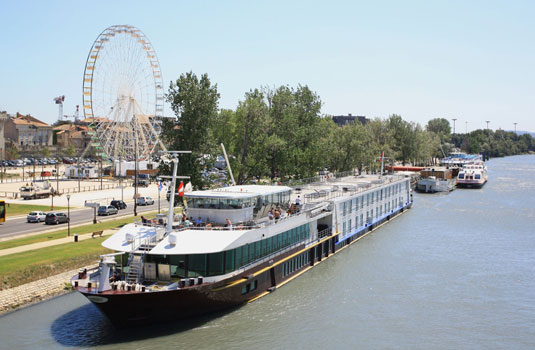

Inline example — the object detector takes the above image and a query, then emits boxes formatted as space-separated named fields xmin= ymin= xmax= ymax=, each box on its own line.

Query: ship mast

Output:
xmin=160 ymin=151 xmax=191 ymax=234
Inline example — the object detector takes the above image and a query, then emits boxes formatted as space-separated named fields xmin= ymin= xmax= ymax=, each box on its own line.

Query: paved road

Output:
xmin=0 ymin=199 xmax=173 ymax=239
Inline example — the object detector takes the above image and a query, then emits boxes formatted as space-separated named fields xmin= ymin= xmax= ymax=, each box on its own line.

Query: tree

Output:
xmin=426 ymin=118 xmax=451 ymax=136
xmin=6 ymin=147 xmax=19 ymax=160
xmin=39 ymin=147 xmax=51 ymax=158
xmin=231 ymin=89 xmax=270 ymax=184
xmin=266 ymin=85 xmax=323 ymax=180
xmin=64 ymin=144 xmax=76 ymax=158
xmin=162 ymin=72 xmax=220 ymax=188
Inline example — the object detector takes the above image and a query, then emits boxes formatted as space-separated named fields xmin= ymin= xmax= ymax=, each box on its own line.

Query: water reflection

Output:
xmin=51 ymin=302 xmax=240 ymax=347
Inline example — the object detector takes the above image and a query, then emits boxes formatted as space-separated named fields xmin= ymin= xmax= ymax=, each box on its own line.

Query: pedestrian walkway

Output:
xmin=0 ymin=229 xmax=116 ymax=257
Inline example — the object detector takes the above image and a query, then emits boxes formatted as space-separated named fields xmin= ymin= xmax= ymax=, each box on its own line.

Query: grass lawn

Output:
xmin=0 ymin=216 xmax=137 ymax=250
xmin=0 ymin=237 xmax=112 ymax=290
xmin=0 ymin=207 xmax=182 ymax=250
xmin=4 ymin=203 xmax=67 ymax=216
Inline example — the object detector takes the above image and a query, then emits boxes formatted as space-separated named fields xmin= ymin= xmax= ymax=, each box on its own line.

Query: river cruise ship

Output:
xmin=440 ymin=152 xmax=482 ymax=167
xmin=456 ymin=162 xmax=488 ymax=188
xmin=73 ymin=166 xmax=413 ymax=327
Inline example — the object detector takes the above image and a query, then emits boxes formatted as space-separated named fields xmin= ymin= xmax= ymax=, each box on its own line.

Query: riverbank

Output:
xmin=0 ymin=264 xmax=96 ymax=314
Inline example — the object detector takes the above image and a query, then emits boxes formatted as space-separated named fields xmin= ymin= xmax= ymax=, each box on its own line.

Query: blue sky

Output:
xmin=2 ymin=0 xmax=534 ymax=132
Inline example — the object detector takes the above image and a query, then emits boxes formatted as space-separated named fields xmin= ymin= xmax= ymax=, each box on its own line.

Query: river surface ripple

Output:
xmin=1 ymin=155 xmax=534 ymax=350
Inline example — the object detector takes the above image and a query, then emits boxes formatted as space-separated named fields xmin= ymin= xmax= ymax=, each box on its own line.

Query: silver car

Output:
xmin=98 ymin=205 xmax=118 ymax=216
xmin=27 ymin=211 xmax=46 ymax=223
xmin=136 ymin=196 xmax=154 ymax=206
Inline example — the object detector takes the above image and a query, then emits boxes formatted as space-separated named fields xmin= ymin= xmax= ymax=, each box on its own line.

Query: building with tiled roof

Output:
xmin=5 ymin=113 xmax=53 ymax=149
xmin=54 ymin=123 xmax=92 ymax=150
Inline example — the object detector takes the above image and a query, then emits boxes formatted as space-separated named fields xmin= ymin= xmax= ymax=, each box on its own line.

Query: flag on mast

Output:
xmin=178 ymin=181 xmax=184 ymax=197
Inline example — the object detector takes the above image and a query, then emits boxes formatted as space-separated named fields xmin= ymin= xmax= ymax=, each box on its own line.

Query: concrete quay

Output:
xmin=0 ymin=229 xmax=116 ymax=314
xmin=0 ymin=264 xmax=96 ymax=315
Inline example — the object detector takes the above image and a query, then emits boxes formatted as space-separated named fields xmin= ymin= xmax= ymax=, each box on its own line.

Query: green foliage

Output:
xmin=162 ymin=72 xmax=220 ymax=188
xmin=6 ymin=147 xmax=19 ymax=160
xmin=453 ymin=129 xmax=534 ymax=157
xmin=39 ymin=147 xmax=51 ymax=158
xmin=161 ymin=73 xmax=534 ymax=183
xmin=64 ymin=144 xmax=76 ymax=158
xmin=426 ymin=118 xmax=451 ymax=136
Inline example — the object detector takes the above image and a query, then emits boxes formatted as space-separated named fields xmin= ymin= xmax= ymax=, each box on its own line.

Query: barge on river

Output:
xmin=73 ymin=163 xmax=413 ymax=327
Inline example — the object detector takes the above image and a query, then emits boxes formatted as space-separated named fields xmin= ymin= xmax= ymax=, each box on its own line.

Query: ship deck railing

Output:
xmin=131 ymin=204 xmax=323 ymax=233
xmin=238 ymin=227 xmax=333 ymax=272
xmin=300 ymin=174 xmax=406 ymax=205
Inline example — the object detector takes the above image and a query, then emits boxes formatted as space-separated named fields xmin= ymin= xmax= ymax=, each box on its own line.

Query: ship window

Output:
xmin=188 ymin=254 xmax=207 ymax=277
xmin=225 ymin=250 xmax=235 ymax=273
xmin=251 ymin=280 xmax=257 ymax=291
xmin=255 ymin=241 xmax=261 ymax=259
xmin=235 ymin=246 xmax=243 ymax=268
xmin=208 ymin=252 xmax=224 ymax=276
xmin=475 ymin=174 xmax=480 ymax=179
xmin=459 ymin=174 xmax=465 ymax=179
xmin=348 ymin=219 xmax=352 ymax=232
xmin=343 ymin=222 xmax=346 ymax=234
xmin=241 ymin=284 xmax=250 ymax=295
xmin=242 ymin=244 xmax=249 ymax=266
xmin=267 ymin=237 xmax=273 ymax=254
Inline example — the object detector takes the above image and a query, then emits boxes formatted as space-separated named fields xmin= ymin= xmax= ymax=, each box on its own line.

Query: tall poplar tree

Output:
xmin=162 ymin=72 xmax=220 ymax=188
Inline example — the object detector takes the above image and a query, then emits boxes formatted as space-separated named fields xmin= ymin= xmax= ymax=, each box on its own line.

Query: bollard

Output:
xmin=74 ymin=234 xmax=78 ymax=242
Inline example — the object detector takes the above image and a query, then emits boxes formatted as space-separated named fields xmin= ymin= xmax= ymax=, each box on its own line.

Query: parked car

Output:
xmin=98 ymin=205 xmax=118 ymax=216
xmin=45 ymin=212 xmax=69 ymax=225
xmin=134 ymin=179 xmax=150 ymax=187
xmin=110 ymin=200 xmax=127 ymax=210
xmin=136 ymin=196 xmax=154 ymax=206
xmin=41 ymin=171 xmax=52 ymax=177
xmin=27 ymin=211 xmax=46 ymax=223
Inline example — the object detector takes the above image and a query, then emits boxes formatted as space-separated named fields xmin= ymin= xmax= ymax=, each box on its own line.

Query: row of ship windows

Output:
xmin=342 ymin=198 xmax=402 ymax=235
xmin=341 ymin=182 xmax=408 ymax=216
xmin=282 ymin=251 xmax=310 ymax=278
xmin=144 ymin=224 xmax=310 ymax=277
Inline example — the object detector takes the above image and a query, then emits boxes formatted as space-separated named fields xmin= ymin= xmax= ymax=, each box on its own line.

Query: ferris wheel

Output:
xmin=82 ymin=24 xmax=166 ymax=160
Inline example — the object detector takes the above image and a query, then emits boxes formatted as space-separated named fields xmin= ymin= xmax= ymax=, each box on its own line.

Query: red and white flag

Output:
xmin=178 ymin=181 xmax=184 ymax=197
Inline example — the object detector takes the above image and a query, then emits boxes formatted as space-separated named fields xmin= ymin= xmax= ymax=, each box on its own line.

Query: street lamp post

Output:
xmin=465 ymin=121 xmax=468 ymax=134
xmin=452 ymin=118 xmax=457 ymax=134
xmin=485 ymin=120 xmax=490 ymax=131
xmin=133 ymin=127 xmax=138 ymax=217
xmin=67 ymin=194 xmax=71 ymax=236
xmin=513 ymin=122 xmax=518 ymax=135
xmin=157 ymin=177 xmax=161 ymax=214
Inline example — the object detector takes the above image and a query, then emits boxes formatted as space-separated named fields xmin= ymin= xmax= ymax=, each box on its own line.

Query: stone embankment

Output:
xmin=0 ymin=265 xmax=95 ymax=314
